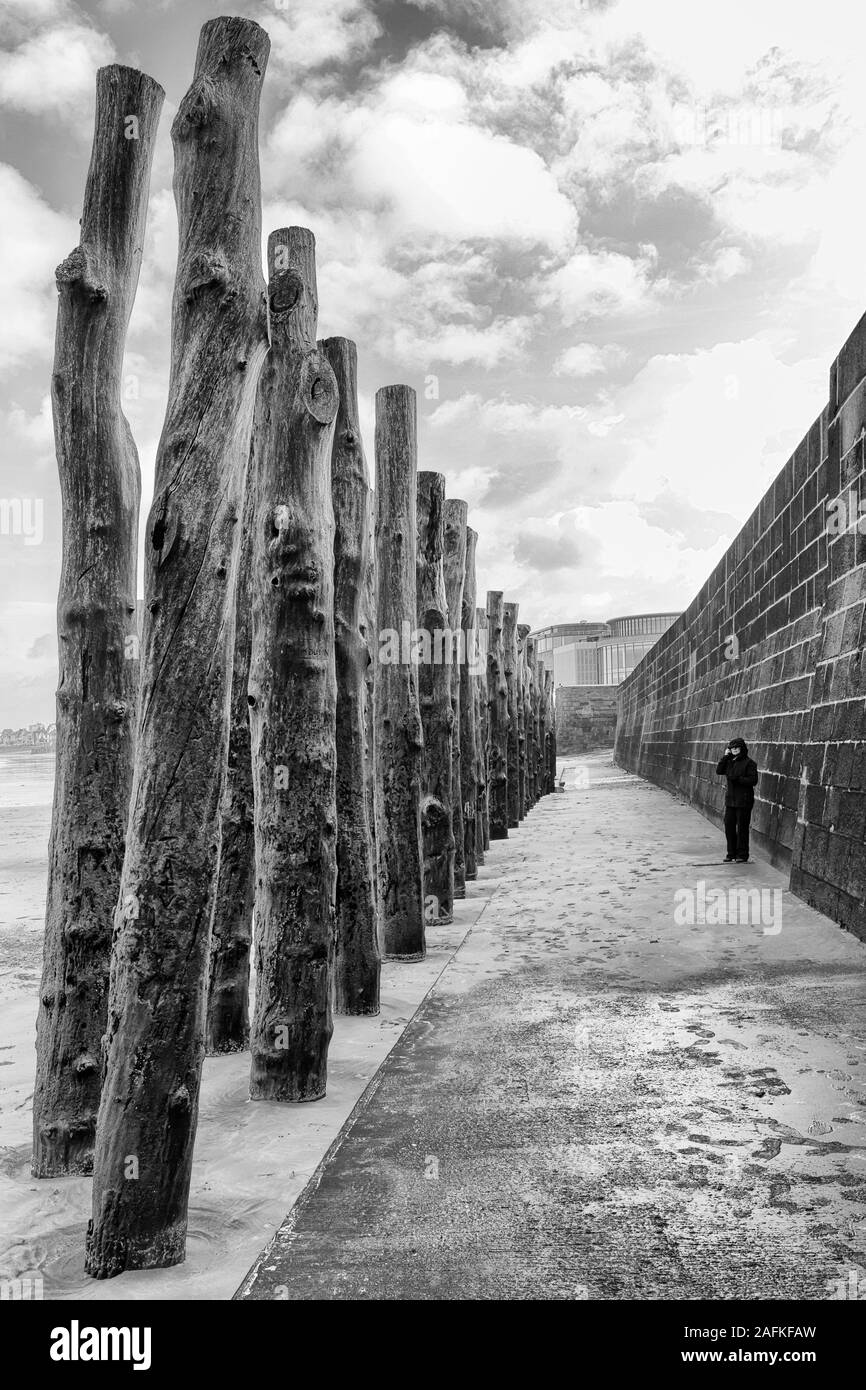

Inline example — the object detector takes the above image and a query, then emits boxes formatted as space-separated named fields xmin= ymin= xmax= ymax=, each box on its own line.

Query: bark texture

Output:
xmin=545 ymin=669 xmax=556 ymax=792
xmin=34 ymin=65 xmax=164 ymax=1179
xmin=205 ymin=458 xmax=256 ymax=1055
xmin=443 ymin=500 xmax=467 ymax=897
xmin=323 ymin=335 xmax=380 ymax=1016
xmin=374 ymin=387 xmax=425 ymax=959
xmin=517 ymin=623 xmax=530 ymax=821
xmin=476 ymin=605 xmax=490 ymax=854
xmin=361 ymin=504 xmax=377 ymax=881
xmin=534 ymin=657 xmax=546 ymax=801
xmin=486 ymin=591 xmax=509 ymax=840
xmin=503 ymin=601 xmax=520 ymax=830
xmin=248 ymin=228 xmax=339 ymax=1102
xmin=417 ymin=472 xmax=454 ymax=924
xmin=459 ymin=528 xmax=478 ymax=881
xmin=523 ymin=634 xmax=537 ymax=815
xmin=85 ymin=19 xmax=270 ymax=1279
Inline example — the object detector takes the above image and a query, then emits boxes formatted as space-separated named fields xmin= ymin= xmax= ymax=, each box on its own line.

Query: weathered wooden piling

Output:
xmin=477 ymin=604 xmax=490 ymax=853
xmin=503 ymin=601 xmax=520 ymax=829
xmin=545 ymin=669 xmax=556 ymax=791
xmin=361 ymin=504 xmax=377 ymax=877
xmin=460 ymin=528 xmax=479 ymax=880
xmin=323 ymin=335 xmax=380 ymax=1016
xmin=417 ymin=472 xmax=454 ymax=923
xmin=34 ymin=64 xmax=164 ymax=1180
xmin=524 ymin=635 xmax=537 ymax=813
xmin=374 ymin=387 xmax=426 ymax=959
xmin=486 ymin=591 xmax=508 ymax=839
xmin=86 ymin=18 xmax=270 ymax=1278
xmin=248 ymin=227 xmax=339 ymax=1103
xmin=443 ymin=500 xmax=467 ymax=897
xmin=517 ymin=623 xmax=530 ymax=819
xmin=533 ymin=655 xmax=544 ymax=804
xmin=206 ymin=459 xmax=256 ymax=1055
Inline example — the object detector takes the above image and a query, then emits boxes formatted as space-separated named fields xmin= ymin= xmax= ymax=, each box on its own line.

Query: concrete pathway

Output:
xmin=237 ymin=752 xmax=866 ymax=1301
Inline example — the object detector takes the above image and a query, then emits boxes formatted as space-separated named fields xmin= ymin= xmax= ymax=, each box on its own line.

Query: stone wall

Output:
xmin=616 ymin=309 xmax=866 ymax=941
xmin=556 ymin=685 xmax=618 ymax=755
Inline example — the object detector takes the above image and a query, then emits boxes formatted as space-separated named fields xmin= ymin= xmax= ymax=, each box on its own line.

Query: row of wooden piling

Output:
xmin=32 ymin=18 xmax=557 ymax=1280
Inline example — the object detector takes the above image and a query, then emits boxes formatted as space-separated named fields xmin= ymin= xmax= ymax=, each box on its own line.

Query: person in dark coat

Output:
xmin=716 ymin=737 xmax=758 ymax=862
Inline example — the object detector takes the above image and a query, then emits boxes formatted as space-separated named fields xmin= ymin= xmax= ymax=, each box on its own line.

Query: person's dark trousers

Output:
xmin=724 ymin=806 xmax=752 ymax=859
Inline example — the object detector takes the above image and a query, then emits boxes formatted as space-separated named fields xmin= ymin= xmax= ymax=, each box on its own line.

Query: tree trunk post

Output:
xmin=476 ymin=604 xmax=490 ymax=854
xmin=361 ymin=502 xmax=378 ymax=889
xmin=535 ymin=656 xmax=545 ymax=802
xmin=524 ymin=635 xmax=537 ymax=812
xmin=517 ymin=622 xmax=530 ymax=820
xmin=546 ymin=669 xmax=557 ymax=791
xmin=374 ymin=387 xmax=425 ymax=959
xmin=34 ymin=65 xmax=164 ymax=1180
xmin=247 ymin=226 xmax=339 ymax=1103
xmin=443 ymin=500 xmax=467 ymax=898
xmin=85 ymin=18 xmax=270 ymax=1279
xmin=486 ymin=591 xmax=508 ymax=839
xmin=503 ymin=601 xmax=520 ymax=830
xmin=323 ymin=336 xmax=380 ymax=1016
xmin=459 ymin=528 xmax=478 ymax=881
xmin=417 ymin=472 xmax=454 ymax=924
xmin=541 ymin=669 xmax=549 ymax=793
xmin=206 ymin=457 xmax=256 ymax=1055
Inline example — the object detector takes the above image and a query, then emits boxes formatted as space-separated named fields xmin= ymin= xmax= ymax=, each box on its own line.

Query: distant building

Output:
xmin=533 ymin=613 xmax=680 ymax=688
xmin=531 ymin=613 xmax=680 ymax=755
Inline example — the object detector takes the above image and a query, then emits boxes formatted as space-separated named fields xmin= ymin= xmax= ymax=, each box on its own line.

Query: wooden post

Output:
xmin=503 ymin=601 xmax=520 ymax=829
xmin=476 ymin=604 xmax=490 ymax=854
xmin=443 ymin=500 xmax=467 ymax=898
xmin=542 ymin=669 xmax=556 ymax=795
xmin=33 ymin=65 xmax=164 ymax=1179
xmin=460 ymin=528 xmax=478 ymax=881
xmin=486 ymin=591 xmax=508 ymax=839
xmin=206 ymin=457 xmax=256 ymax=1055
xmin=546 ymin=670 xmax=557 ymax=791
xmin=517 ymin=623 xmax=530 ymax=820
xmin=86 ymin=18 xmax=270 ymax=1279
xmin=323 ymin=336 xmax=380 ymax=1016
xmin=533 ymin=656 xmax=544 ymax=804
xmin=248 ymin=227 xmax=339 ymax=1102
xmin=524 ymin=635 xmax=537 ymax=812
xmin=417 ymin=472 xmax=454 ymax=923
xmin=374 ymin=387 xmax=425 ymax=959
xmin=361 ymin=503 xmax=377 ymax=884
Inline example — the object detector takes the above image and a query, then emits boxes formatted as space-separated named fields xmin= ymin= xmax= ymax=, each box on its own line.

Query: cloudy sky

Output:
xmin=1 ymin=0 xmax=865 ymax=726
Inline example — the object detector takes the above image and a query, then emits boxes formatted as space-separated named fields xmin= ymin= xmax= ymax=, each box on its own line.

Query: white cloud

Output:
xmin=261 ymin=0 xmax=380 ymax=72
xmin=554 ymin=342 xmax=628 ymax=377
xmin=540 ymin=246 xmax=661 ymax=324
xmin=0 ymin=23 xmax=115 ymax=117
xmin=0 ymin=164 xmax=76 ymax=374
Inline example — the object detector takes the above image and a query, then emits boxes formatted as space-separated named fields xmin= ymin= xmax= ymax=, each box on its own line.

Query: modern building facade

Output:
xmin=533 ymin=613 xmax=680 ymax=689
xmin=531 ymin=613 xmax=681 ymax=754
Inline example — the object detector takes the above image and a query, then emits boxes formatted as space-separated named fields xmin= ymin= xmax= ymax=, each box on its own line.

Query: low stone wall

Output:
xmin=555 ymin=685 xmax=618 ymax=755
xmin=615 ymin=309 xmax=866 ymax=941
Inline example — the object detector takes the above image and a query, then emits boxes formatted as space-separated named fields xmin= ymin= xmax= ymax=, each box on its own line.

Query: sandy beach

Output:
xmin=0 ymin=748 xmax=489 ymax=1299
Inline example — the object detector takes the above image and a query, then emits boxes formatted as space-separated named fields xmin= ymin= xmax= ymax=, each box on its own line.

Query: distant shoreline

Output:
xmin=0 ymin=746 xmax=56 ymax=757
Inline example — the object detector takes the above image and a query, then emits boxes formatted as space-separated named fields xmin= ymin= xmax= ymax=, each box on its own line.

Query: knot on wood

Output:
xmin=74 ymin=1052 xmax=99 ymax=1076
xmin=184 ymin=249 xmax=230 ymax=304
xmin=301 ymin=353 xmax=339 ymax=426
xmin=149 ymin=494 xmax=180 ymax=566
xmin=173 ymin=73 xmax=218 ymax=136
xmin=55 ymin=245 xmax=108 ymax=303
xmin=168 ymin=1083 xmax=191 ymax=1113
xmin=268 ymin=269 xmax=303 ymax=318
